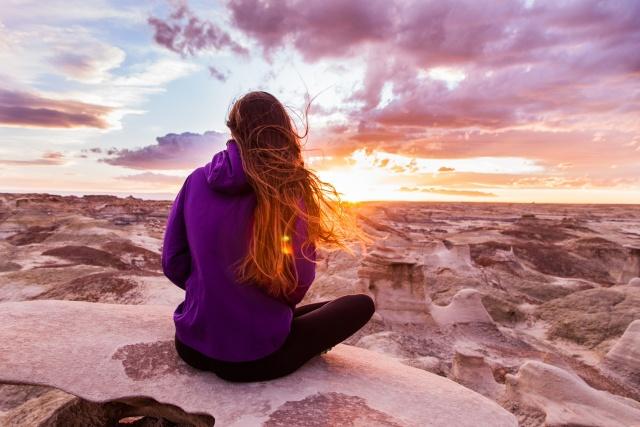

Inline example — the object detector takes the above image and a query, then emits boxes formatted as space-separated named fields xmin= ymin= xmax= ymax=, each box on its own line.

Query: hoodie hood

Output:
xmin=204 ymin=139 xmax=252 ymax=194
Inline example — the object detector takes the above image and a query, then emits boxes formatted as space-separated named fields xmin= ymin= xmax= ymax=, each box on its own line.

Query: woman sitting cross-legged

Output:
xmin=162 ymin=91 xmax=375 ymax=383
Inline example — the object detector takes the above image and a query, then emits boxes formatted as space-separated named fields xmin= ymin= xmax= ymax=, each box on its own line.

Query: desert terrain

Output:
xmin=0 ymin=193 xmax=639 ymax=426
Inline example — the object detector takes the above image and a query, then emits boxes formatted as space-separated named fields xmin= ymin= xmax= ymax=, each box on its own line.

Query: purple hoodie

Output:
xmin=162 ymin=139 xmax=317 ymax=362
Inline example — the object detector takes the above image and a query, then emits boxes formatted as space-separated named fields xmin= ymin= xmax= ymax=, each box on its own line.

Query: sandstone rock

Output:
xmin=1 ymin=387 xmax=77 ymax=426
xmin=6 ymin=224 xmax=59 ymax=246
xmin=357 ymin=242 xmax=430 ymax=324
xmin=536 ymin=285 xmax=640 ymax=349
xmin=355 ymin=331 xmax=410 ymax=358
xmin=0 ymin=383 xmax=53 ymax=412
xmin=0 ymin=261 xmax=21 ymax=272
xmin=400 ymin=356 xmax=449 ymax=377
xmin=423 ymin=240 xmax=475 ymax=273
xmin=629 ymin=277 xmax=640 ymax=287
xmin=480 ymin=294 xmax=526 ymax=325
xmin=41 ymin=245 xmax=130 ymax=270
xmin=429 ymin=289 xmax=495 ymax=327
xmin=450 ymin=349 xmax=503 ymax=400
xmin=504 ymin=360 xmax=640 ymax=427
xmin=601 ymin=320 xmax=640 ymax=390
xmin=33 ymin=272 xmax=143 ymax=304
xmin=0 ymin=300 xmax=517 ymax=427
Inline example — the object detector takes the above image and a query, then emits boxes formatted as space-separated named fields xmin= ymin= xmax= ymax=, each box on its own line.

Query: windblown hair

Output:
xmin=226 ymin=91 xmax=372 ymax=300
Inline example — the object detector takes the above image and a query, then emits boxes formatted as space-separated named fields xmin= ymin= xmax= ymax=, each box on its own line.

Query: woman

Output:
xmin=163 ymin=91 xmax=375 ymax=382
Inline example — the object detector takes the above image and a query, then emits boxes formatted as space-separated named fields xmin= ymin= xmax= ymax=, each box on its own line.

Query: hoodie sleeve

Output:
xmin=283 ymin=211 xmax=317 ymax=308
xmin=162 ymin=177 xmax=191 ymax=290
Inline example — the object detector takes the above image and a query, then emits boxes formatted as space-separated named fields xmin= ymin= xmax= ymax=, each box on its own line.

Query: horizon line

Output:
xmin=1 ymin=190 xmax=639 ymax=206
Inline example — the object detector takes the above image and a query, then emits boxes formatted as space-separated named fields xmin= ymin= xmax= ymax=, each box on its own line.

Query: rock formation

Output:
xmin=536 ymin=285 xmax=640 ymax=350
xmin=357 ymin=241 xmax=430 ymax=324
xmin=428 ymin=288 xmax=495 ymax=327
xmin=601 ymin=319 xmax=640 ymax=390
xmin=0 ymin=300 xmax=517 ymax=427
xmin=450 ymin=349 xmax=503 ymax=400
xmin=504 ymin=361 xmax=640 ymax=427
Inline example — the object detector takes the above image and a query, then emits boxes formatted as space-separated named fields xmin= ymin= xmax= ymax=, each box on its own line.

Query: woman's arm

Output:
xmin=161 ymin=177 xmax=192 ymax=290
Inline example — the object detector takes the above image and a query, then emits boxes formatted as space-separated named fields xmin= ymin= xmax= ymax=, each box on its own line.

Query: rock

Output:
xmin=601 ymin=320 xmax=640 ymax=389
xmin=0 ymin=260 xmax=21 ymax=272
xmin=629 ymin=277 xmax=640 ymax=287
xmin=450 ymin=350 xmax=503 ymax=400
xmin=512 ymin=242 xmax=615 ymax=285
xmin=504 ymin=360 xmax=640 ymax=427
xmin=6 ymin=224 xmax=59 ymax=246
xmin=429 ymin=289 xmax=495 ymax=327
xmin=1 ymin=387 xmax=78 ymax=426
xmin=0 ymin=383 xmax=53 ymax=411
xmin=355 ymin=331 xmax=410 ymax=358
xmin=400 ymin=356 xmax=449 ymax=377
xmin=0 ymin=300 xmax=517 ymax=427
xmin=536 ymin=285 xmax=640 ymax=349
xmin=100 ymin=240 xmax=161 ymax=270
xmin=357 ymin=242 xmax=430 ymax=324
xmin=33 ymin=272 xmax=143 ymax=304
xmin=423 ymin=240 xmax=475 ymax=273
xmin=41 ymin=245 xmax=130 ymax=270
xmin=480 ymin=294 xmax=526 ymax=325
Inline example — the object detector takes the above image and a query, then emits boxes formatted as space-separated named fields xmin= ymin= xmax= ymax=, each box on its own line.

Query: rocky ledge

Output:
xmin=0 ymin=300 xmax=516 ymax=427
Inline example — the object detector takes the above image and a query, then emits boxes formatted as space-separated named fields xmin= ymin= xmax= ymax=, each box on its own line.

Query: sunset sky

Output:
xmin=1 ymin=0 xmax=639 ymax=203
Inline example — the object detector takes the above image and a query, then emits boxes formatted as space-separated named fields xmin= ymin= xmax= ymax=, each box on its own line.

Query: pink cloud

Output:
xmin=0 ymin=151 xmax=65 ymax=166
xmin=0 ymin=89 xmax=112 ymax=128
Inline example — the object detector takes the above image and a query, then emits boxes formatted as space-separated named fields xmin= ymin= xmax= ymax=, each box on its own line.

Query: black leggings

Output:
xmin=174 ymin=293 xmax=375 ymax=382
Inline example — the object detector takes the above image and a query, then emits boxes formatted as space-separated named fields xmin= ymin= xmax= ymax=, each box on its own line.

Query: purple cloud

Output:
xmin=101 ymin=130 xmax=227 ymax=170
xmin=148 ymin=3 xmax=248 ymax=57
xmin=208 ymin=66 xmax=228 ymax=82
xmin=224 ymin=0 xmax=639 ymax=132
xmin=0 ymin=89 xmax=112 ymax=128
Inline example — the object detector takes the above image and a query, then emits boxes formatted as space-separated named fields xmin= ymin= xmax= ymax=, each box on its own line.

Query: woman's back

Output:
xmin=163 ymin=139 xmax=316 ymax=363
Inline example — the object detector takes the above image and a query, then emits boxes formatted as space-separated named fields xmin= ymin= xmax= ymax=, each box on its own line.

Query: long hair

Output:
xmin=226 ymin=90 xmax=372 ymax=300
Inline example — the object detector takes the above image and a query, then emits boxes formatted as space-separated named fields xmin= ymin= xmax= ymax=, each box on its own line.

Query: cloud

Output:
xmin=101 ymin=130 xmax=227 ymax=170
xmin=1 ymin=24 xmax=127 ymax=85
xmin=0 ymin=89 xmax=112 ymax=128
xmin=148 ymin=3 xmax=248 ymax=57
xmin=228 ymin=0 xmax=393 ymax=62
xmin=399 ymin=186 xmax=496 ymax=197
xmin=438 ymin=166 xmax=455 ymax=172
xmin=208 ymin=65 xmax=228 ymax=81
xmin=0 ymin=23 xmax=198 ymax=130
xmin=116 ymin=172 xmax=186 ymax=185
xmin=82 ymin=147 xmax=103 ymax=154
xmin=227 ymin=0 xmax=639 ymax=133
xmin=48 ymin=44 xmax=125 ymax=83
xmin=0 ymin=151 xmax=65 ymax=166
